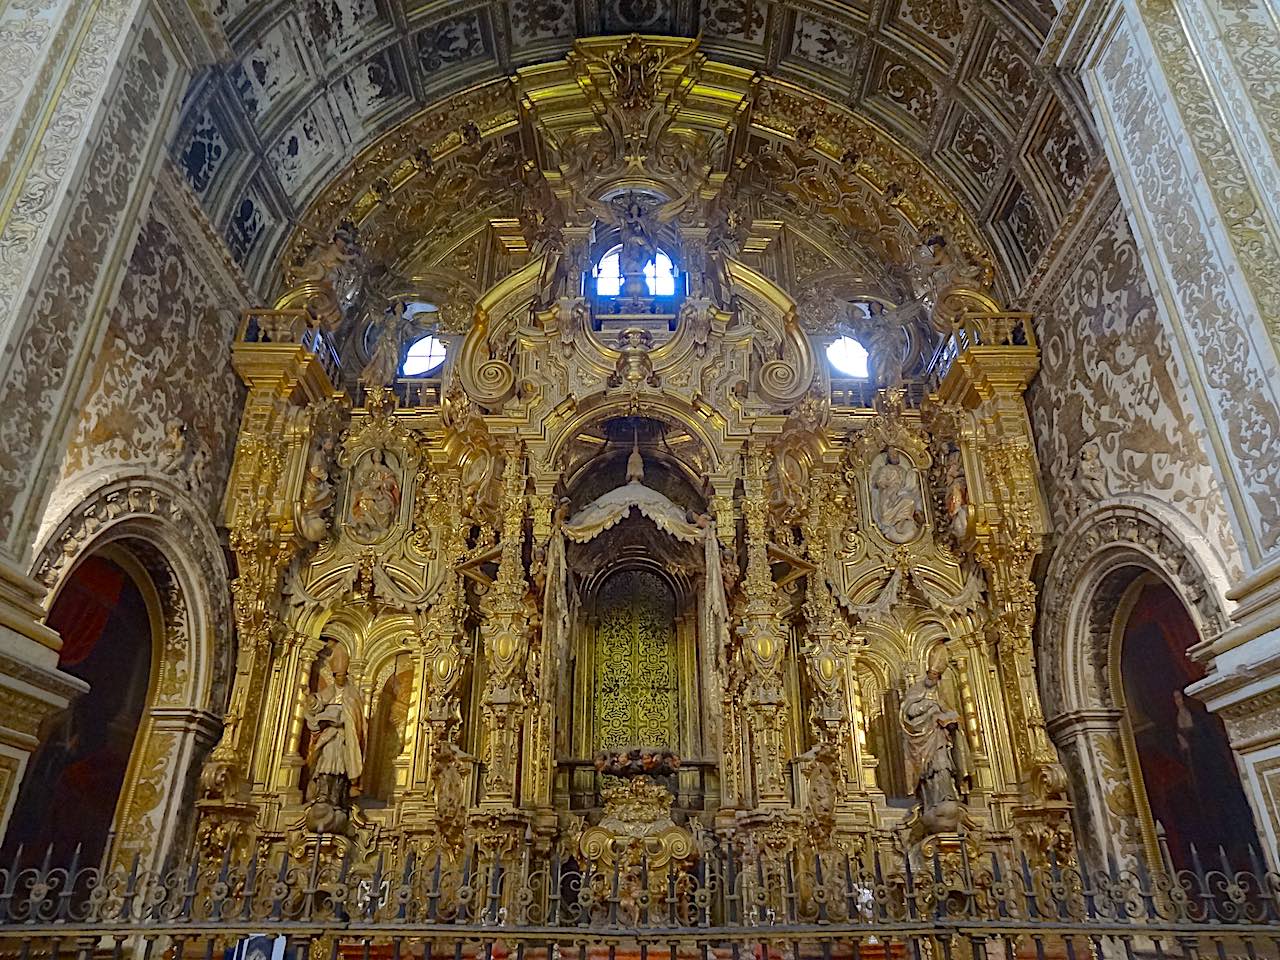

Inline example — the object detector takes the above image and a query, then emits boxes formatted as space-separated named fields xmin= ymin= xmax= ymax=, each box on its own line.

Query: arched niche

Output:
xmin=547 ymin=417 xmax=720 ymax=817
xmin=25 ymin=474 xmax=231 ymax=872
xmin=1038 ymin=501 xmax=1248 ymax=871
xmin=283 ymin=605 xmax=425 ymax=816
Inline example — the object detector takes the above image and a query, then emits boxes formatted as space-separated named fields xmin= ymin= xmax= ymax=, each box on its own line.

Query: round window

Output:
xmin=827 ymin=337 xmax=870 ymax=378
xmin=402 ymin=335 xmax=447 ymax=376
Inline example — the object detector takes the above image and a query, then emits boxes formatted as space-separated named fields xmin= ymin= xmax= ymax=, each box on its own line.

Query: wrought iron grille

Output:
xmin=1 ymin=837 xmax=1278 ymax=958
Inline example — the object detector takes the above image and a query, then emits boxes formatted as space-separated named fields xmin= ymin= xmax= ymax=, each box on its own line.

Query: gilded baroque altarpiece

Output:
xmin=197 ymin=36 xmax=1072 ymax=872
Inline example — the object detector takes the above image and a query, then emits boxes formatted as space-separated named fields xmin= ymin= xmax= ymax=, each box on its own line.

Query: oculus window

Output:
xmin=400 ymin=302 xmax=446 ymax=376
xmin=403 ymin=335 xmax=447 ymax=376
xmin=827 ymin=337 xmax=870 ymax=378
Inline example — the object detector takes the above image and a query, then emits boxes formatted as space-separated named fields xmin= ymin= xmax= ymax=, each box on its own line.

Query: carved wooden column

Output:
xmin=937 ymin=307 xmax=1072 ymax=852
xmin=737 ymin=444 xmax=792 ymax=811
xmin=472 ymin=451 xmax=535 ymax=851
xmin=196 ymin=311 xmax=339 ymax=853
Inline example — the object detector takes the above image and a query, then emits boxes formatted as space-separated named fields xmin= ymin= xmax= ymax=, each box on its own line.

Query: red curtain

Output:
xmin=47 ymin=557 xmax=126 ymax=667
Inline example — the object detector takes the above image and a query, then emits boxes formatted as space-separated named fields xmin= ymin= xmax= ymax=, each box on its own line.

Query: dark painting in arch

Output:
xmin=1121 ymin=581 xmax=1261 ymax=874
xmin=1 ymin=556 xmax=151 ymax=869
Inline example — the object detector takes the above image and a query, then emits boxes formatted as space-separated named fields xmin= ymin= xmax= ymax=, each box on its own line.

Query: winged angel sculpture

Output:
xmin=583 ymin=192 xmax=691 ymax=298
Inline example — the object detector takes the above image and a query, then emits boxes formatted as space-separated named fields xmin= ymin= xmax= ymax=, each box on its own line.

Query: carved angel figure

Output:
xmin=609 ymin=327 xmax=660 ymax=392
xmin=871 ymin=449 xmax=924 ymax=543
xmin=585 ymin=191 xmax=689 ymax=298
xmin=942 ymin=444 xmax=970 ymax=541
xmin=910 ymin=234 xmax=987 ymax=306
xmin=349 ymin=450 xmax=401 ymax=538
xmin=861 ymin=300 xmax=919 ymax=387
xmin=1074 ymin=443 xmax=1110 ymax=504
xmin=288 ymin=222 xmax=367 ymax=335
xmin=298 ymin=436 xmax=336 ymax=543
xmin=521 ymin=171 xmax=568 ymax=304
xmin=360 ymin=301 xmax=439 ymax=387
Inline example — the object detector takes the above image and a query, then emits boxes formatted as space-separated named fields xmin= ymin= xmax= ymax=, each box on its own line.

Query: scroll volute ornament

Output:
xmin=454 ymin=251 xmax=555 ymax=410
xmin=731 ymin=261 xmax=817 ymax=408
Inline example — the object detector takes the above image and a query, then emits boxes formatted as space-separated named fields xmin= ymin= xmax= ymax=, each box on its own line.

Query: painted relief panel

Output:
xmin=269 ymin=103 xmax=341 ymax=196
xmin=508 ymin=0 xmax=576 ymax=45
xmin=57 ymin=194 xmax=248 ymax=521
xmin=972 ymin=30 xmax=1035 ymax=122
xmin=940 ymin=108 xmax=1006 ymax=204
xmin=331 ymin=50 xmax=405 ymax=134
xmin=176 ymin=108 xmax=235 ymax=200
xmin=1027 ymin=200 xmax=1240 ymax=572
xmin=416 ymin=12 xmax=489 ymax=74
xmin=307 ymin=0 xmax=386 ymax=60
xmin=791 ymin=12 xmax=861 ymax=73
xmin=599 ymin=0 xmax=673 ymax=34
xmin=700 ymin=0 xmax=767 ymax=45
xmin=232 ymin=20 xmax=312 ymax=120
xmin=889 ymin=0 xmax=964 ymax=56
xmin=874 ymin=57 xmax=939 ymax=130
xmin=225 ymin=179 xmax=278 ymax=265
xmin=0 ymin=1 xmax=60 ymax=137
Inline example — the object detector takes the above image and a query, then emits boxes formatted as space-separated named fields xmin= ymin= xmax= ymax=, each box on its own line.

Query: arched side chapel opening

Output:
xmin=1039 ymin=505 xmax=1262 ymax=872
xmin=18 ymin=476 xmax=232 ymax=873
xmin=1112 ymin=577 xmax=1259 ymax=872
xmin=1 ymin=552 xmax=152 ymax=869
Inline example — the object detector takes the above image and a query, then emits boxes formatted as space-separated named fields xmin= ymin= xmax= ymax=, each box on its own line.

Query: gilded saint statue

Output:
xmin=304 ymin=644 xmax=367 ymax=833
xmin=900 ymin=648 xmax=972 ymax=834
xmin=871 ymin=449 xmax=924 ymax=543
xmin=941 ymin=444 xmax=970 ymax=542
xmin=349 ymin=450 xmax=401 ymax=539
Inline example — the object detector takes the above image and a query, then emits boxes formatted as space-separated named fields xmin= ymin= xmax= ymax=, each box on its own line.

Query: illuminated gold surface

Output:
xmin=198 ymin=35 xmax=1071 ymax=868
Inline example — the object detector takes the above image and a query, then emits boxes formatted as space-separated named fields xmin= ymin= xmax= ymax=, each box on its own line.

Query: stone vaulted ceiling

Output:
xmin=171 ymin=0 xmax=1101 ymax=293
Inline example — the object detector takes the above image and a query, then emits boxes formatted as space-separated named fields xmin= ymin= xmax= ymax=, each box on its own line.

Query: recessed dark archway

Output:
xmin=1 ymin=555 xmax=152 ymax=869
xmin=1116 ymin=579 xmax=1260 ymax=873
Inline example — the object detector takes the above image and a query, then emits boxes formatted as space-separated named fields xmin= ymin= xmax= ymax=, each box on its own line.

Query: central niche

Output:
xmin=554 ymin=415 xmax=714 ymax=814
xmin=590 ymin=568 xmax=678 ymax=753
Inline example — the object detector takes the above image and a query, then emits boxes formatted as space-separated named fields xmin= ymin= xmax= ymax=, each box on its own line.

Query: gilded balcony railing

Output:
xmin=0 ymin=837 xmax=1277 ymax=956
xmin=240 ymin=309 xmax=343 ymax=388
xmin=928 ymin=312 xmax=1035 ymax=386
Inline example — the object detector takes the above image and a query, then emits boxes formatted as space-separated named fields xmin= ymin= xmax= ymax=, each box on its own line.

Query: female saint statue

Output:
xmin=349 ymin=450 xmax=401 ymax=538
xmin=900 ymin=648 xmax=971 ymax=832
